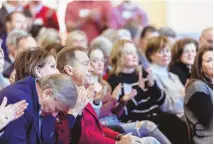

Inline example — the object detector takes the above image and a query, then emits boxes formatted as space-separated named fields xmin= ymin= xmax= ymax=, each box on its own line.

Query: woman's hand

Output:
xmin=145 ymin=68 xmax=155 ymax=87
xmin=138 ymin=66 xmax=146 ymax=90
xmin=0 ymin=97 xmax=28 ymax=130
xmin=112 ymin=83 xmax=122 ymax=101
xmin=94 ymin=83 xmax=107 ymax=103
xmin=121 ymin=89 xmax=137 ymax=103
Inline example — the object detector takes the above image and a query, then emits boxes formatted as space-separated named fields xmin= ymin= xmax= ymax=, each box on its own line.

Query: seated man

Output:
xmin=3 ymin=29 xmax=37 ymax=79
xmin=57 ymin=46 xmax=160 ymax=144
xmin=0 ymin=74 xmax=78 ymax=144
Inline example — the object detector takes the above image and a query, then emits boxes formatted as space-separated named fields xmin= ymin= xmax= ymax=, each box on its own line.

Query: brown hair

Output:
xmin=109 ymin=39 xmax=135 ymax=76
xmin=44 ymin=42 xmax=63 ymax=53
xmin=170 ymin=38 xmax=198 ymax=66
xmin=57 ymin=45 xmax=86 ymax=72
xmin=15 ymin=48 xmax=56 ymax=81
xmin=144 ymin=36 xmax=170 ymax=62
xmin=189 ymin=46 xmax=213 ymax=86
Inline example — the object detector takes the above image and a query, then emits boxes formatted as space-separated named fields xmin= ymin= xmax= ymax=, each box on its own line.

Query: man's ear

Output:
xmin=64 ymin=65 xmax=73 ymax=75
xmin=41 ymin=88 xmax=53 ymax=99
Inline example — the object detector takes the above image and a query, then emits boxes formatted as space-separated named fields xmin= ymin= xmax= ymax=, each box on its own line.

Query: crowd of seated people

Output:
xmin=0 ymin=0 xmax=212 ymax=144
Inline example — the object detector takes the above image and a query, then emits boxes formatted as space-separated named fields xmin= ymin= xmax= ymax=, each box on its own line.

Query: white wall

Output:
xmin=166 ymin=0 xmax=213 ymax=33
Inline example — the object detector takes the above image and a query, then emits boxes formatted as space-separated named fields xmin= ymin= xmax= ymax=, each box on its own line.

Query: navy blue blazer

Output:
xmin=0 ymin=76 xmax=76 ymax=144
xmin=3 ymin=63 xmax=14 ymax=79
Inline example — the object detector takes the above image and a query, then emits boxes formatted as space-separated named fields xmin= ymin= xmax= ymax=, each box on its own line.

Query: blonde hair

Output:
xmin=66 ymin=30 xmax=87 ymax=46
xmin=37 ymin=28 xmax=60 ymax=48
xmin=110 ymin=39 xmax=134 ymax=76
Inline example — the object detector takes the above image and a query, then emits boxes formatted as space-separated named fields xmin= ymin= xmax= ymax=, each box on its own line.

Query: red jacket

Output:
xmin=25 ymin=5 xmax=59 ymax=30
xmin=79 ymin=103 xmax=119 ymax=144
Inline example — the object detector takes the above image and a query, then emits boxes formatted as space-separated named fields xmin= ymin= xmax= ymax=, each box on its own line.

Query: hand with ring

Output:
xmin=0 ymin=97 xmax=28 ymax=130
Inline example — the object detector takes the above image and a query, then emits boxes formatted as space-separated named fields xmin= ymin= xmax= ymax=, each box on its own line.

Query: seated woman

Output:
xmin=88 ymin=47 xmax=170 ymax=144
xmin=184 ymin=46 xmax=213 ymax=144
xmin=144 ymin=36 xmax=185 ymax=117
xmin=170 ymin=38 xmax=198 ymax=86
xmin=15 ymin=48 xmax=59 ymax=81
xmin=0 ymin=48 xmax=10 ymax=90
xmin=107 ymin=39 xmax=189 ymax=144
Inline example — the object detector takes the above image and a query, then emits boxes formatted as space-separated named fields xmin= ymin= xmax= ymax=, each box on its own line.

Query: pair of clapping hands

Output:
xmin=67 ymin=85 xmax=95 ymax=117
xmin=0 ymin=97 xmax=28 ymax=130
xmin=111 ymin=67 xmax=155 ymax=103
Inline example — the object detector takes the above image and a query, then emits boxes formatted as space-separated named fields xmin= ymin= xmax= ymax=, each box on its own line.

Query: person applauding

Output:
xmin=0 ymin=97 xmax=28 ymax=131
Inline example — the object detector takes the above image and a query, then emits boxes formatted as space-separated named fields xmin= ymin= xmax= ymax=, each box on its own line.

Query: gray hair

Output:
xmin=38 ymin=74 xmax=78 ymax=109
xmin=100 ymin=28 xmax=117 ymax=42
xmin=6 ymin=29 xmax=28 ymax=48
xmin=159 ymin=27 xmax=176 ymax=38
xmin=90 ymin=36 xmax=113 ymax=57
xmin=113 ymin=29 xmax=132 ymax=43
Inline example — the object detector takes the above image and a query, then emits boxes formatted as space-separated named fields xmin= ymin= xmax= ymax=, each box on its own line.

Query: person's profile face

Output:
xmin=90 ymin=49 xmax=105 ymax=76
xmin=72 ymin=51 xmax=94 ymax=87
xmin=35 ymin=56 xmax=60 ymax=78
xmin=201 ymin=50 xmax=213 ymax=79
xmin=41 ymin=89 xmax=68 ymax=116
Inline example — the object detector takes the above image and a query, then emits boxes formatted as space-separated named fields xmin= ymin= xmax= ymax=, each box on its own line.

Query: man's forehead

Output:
xmin=75 ymin=50 xmax=89 ymax=62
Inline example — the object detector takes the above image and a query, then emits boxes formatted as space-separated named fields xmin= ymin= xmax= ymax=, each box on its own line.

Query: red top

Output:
xmin=65 ymin=1 xmax=114 ymax=42
xmin=25 ymin=5 xmax=59 ymax=31
xmin=79 ymin=103 xmax=119 ymax=144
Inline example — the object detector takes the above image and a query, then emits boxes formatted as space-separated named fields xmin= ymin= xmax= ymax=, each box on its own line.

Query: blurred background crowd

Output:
xmin=0 ymin=0 xmax=212 ymax=144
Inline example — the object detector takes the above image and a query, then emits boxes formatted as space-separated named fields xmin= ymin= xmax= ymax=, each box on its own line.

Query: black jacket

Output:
xmin=170 ymin=62 xmax=190 ymax=86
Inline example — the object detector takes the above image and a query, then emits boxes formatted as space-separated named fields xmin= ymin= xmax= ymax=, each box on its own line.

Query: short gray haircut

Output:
xmin=100 ymin=28 xmax=117 ymax=42
xmin=113 ymin=29 xmax=132 ymax=43
xmin=90 ymin=36 xmax=113 ymax=57
xmin=6 ymin=29 xmax=28 ymax=48
xmin=38 ymin=74 xmax=78 ymax=109
xmin=159 ymin=27 xmax=176 ymax=38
